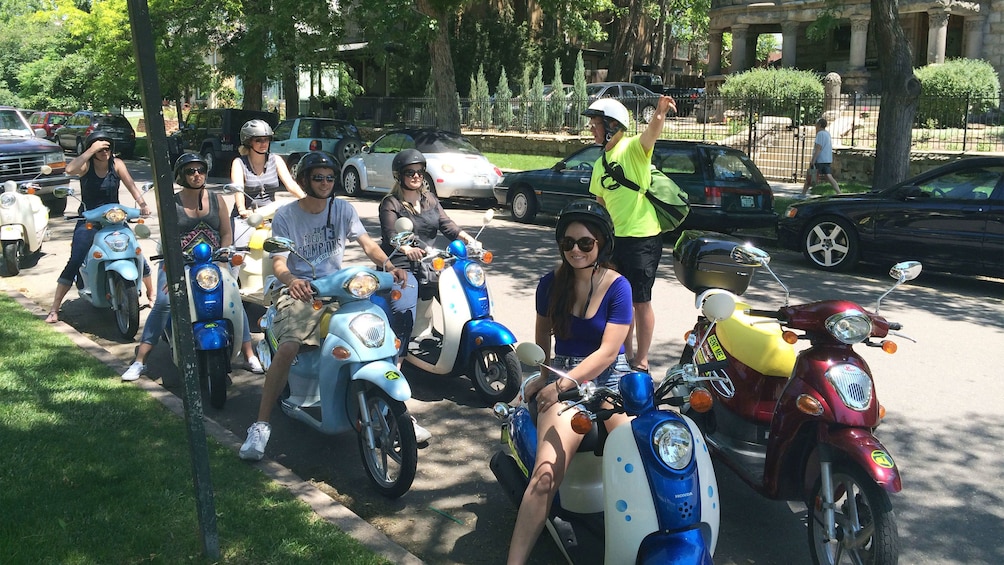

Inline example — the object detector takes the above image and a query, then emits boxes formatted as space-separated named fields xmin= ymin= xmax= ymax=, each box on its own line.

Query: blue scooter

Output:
xmin=257 ymin=236 xmax=418 ymax=498
xmin=490 ymin=342 xmax=722 ymax=564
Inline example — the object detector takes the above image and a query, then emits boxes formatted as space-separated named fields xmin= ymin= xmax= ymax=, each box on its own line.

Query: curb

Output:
xmin=5 ymin=289 xmax=425 ymax=565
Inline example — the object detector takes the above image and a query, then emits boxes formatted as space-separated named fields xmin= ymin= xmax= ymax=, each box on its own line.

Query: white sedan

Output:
xmin=340 ymin=128 xmax=503 ymax=204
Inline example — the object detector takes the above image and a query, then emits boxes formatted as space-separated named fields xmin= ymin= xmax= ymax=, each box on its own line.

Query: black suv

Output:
xmin=0 ymin=107 xmax=71 ymax=215
xmin=53 ymin=111 xmax=136 ymax=159
xmin=169 ymin=108 xmax=279 ymax=174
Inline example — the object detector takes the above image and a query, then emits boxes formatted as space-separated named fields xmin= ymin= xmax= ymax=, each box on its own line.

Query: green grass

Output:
xmin=0 ymin=294 xmax=390 ymax=565
xmin=483 ymin=152 xmax=559 ymax=171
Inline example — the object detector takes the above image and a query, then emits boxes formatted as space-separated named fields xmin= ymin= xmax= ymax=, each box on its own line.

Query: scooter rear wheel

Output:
xmin=3 ymin=241 xmax=22 ymax=276
xmin=470 ymin=346 xmax=520 ymax=405
xmin=199 ymin=350 xmax=229 ymax=409
xmin=807 ymin=462 xmax=899 ymax=565
xmin=355 ymin=384 xmax=417 ymax=498
xmin=110 ymin=272 xmax=139 ymax=339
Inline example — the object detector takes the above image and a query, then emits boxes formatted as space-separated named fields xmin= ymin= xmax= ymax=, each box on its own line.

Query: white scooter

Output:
xmin=224 ymin=184 xmax=298 ymax=307
xmin=391 ymin=211 xmax=520 ymax=405
xmin=0 ymin=165 xmax=62 ymax=276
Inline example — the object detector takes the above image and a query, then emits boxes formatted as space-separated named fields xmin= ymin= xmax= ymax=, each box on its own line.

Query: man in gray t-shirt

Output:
xmin=240 ymin=151 xmax=406 ymax=461
xmin=799 ymin=117 xmax=842 ymax=198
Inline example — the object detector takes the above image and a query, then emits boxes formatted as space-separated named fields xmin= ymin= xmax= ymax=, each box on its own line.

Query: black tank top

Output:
xmin=175 ymin=191 xmax=222 ymax=255
xmin=80 ymin=157 xmax=121 ymax=213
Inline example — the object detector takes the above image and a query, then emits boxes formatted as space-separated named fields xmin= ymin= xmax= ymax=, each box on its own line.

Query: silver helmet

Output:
xmin=239 ymin=119 xmax=274 ymax=146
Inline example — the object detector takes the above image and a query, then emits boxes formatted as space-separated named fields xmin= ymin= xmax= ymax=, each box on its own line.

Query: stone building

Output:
xmin=707 ymin=0 xmax=1000 ymax=93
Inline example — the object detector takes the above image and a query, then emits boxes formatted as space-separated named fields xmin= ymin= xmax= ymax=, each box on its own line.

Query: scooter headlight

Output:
xmin=465 ymin=263 xmax=486 ymax=287
xmin=825 ymin=310 xmax=872 ymax=344
xmin=345 ymin=272 xmax=380 ymax=298
xmin=0 ymin=193 xmax=15 ymax=208
xmin=103 ymin=207 xmax=128 ymax=224
xmin=652 ymin=420 xmax=693 ymax=470
xmin=193 ymin=265 xmax=220 ymax=291
xmin=349 ymin=312 xmax=386 ymax=347
xmin=103 ymin=231 xmax=131 ymax=252
xmin=825 ymin=363 xmax=873 ymax=411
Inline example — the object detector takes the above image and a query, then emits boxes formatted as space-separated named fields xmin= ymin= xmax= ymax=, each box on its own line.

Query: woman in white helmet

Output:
xmin=229 ymin=119 xmax=306 ymax=221
xmin=581 ymin=94 xmax=675 ymax=376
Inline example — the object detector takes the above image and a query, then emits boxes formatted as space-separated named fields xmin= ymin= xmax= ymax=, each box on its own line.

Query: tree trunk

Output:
xmin=417 ymin=0 xmax=462 ymax=132
xmin=243 ymin=78 xmax=263 ymax=111
xmin=608 ymin=0 xmax=644 ymax=81
xmin=871 ymin=0 xmax=921 ymax=190
xmin=282 ymin=66 xmax=299 ymax=119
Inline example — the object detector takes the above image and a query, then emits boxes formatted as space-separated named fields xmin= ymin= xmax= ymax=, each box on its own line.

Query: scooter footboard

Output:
xmin=820 ymin=427 xmax=902 ymax=493
xmin=351 ymin=360 xmax=411 ymax=402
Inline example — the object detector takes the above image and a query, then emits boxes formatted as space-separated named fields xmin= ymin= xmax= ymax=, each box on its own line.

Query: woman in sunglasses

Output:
xmin=121 ymin=153 xmax=263 ymax=382
xmin=46 ymin=130 xmax=154 ymax=324
xmin=507 ymin=199 xmax=632 ymax=565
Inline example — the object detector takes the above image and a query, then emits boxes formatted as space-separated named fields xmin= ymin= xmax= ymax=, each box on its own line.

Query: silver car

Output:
xmin=340 ymin=128 xmax=502 ymax=204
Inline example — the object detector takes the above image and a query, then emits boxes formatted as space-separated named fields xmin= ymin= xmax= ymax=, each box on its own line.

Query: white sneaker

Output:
xmin=121 ymin=361 xmax=146 ymax=382
xmin=240 ymin=421 xmax=271 ymax=461
xmin=247 ymin=356 xmax=264 ymax=374
xmin=411 ymin=415 xmax=432 ymax=444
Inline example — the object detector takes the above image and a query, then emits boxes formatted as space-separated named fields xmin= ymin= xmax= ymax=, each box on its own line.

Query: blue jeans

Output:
xmin=550 ymin=353 xmax=631 ymax=393
xmin=386 ymin=272 xmax=418 ymax=358
xmin=58 ymin=221 xmax=151 ymax=287
xmin=139 ymin=264 xmax=252 ymax=347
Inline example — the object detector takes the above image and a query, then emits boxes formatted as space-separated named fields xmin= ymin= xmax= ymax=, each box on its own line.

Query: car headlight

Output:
xmin=103 ymin=231 xmax=131 ymax=252
xmin=345 ymin=272 xmax=379 ymax=298
xmin=349 ymin=312 xmax=386 ymax=347
xmin=652 ymin=420 xmax=693 ymax=470
xmin=825 ymin=363 xmax=873 ymax=411
xmin=465 ymin=263 xmax=486 ymax=287
xmin=193 ymin=266 xmax=220 ymax=291
xmin=44 ymin=151 xmax=64 ymax=165
xmin=784 ymin=206 xmax=798 ymax=218
xmin=103 ymin=207 xmax=128 ymax=224
xmin=825 ymin=310 xmax=872 ymax=344
xmin=1 ymin=193 xmax=15 ymax=208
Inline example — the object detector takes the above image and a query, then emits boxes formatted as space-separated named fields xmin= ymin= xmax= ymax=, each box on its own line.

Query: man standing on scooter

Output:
xmin=584 ymin=96 xmax=675 ymax=374
xmin=239 ymin=151 xmax=408 ymax=461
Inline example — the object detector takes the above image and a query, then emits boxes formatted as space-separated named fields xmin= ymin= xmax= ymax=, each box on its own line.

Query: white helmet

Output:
xmin=240 ymin=119 xmax=274 ymax=146
xmin=582 ymin=98 xmax=630 ymax=130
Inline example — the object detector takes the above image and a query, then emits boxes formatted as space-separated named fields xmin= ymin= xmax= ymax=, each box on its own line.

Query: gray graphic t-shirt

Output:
xmin=271 ymin=199 xmax=367 ymax=281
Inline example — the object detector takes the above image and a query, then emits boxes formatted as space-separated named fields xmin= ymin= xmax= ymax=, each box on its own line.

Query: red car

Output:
xmin=27 ymin=111 xmax=70 ymax=141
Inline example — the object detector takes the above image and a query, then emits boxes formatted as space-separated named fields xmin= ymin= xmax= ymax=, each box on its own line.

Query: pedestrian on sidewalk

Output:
xmin=799 ymin=118 xmax=842 ymax=198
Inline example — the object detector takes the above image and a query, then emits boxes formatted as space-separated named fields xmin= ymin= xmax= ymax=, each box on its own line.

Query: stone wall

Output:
xmin=834 ymin=149 xmax=970 ymax=183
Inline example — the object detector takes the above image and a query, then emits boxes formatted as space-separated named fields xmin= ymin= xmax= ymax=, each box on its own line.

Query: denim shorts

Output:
xmin=550 ymin=353 xmax=630 ymax=393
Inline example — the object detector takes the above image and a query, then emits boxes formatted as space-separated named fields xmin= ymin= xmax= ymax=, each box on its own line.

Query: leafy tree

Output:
xmin=527 ymin=65 xmax=546 ymax=132
xmin=494 ymin=67 xmax=514 ymax=131
xmin=570 ymin=52 xmax=588 ymax=132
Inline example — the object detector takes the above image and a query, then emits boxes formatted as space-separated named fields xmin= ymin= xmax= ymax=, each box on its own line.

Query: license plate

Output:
xmin=741 ymin=195 xmax=755 ymax=208
xmin=475 ymin=175 xmax=489 ymax=186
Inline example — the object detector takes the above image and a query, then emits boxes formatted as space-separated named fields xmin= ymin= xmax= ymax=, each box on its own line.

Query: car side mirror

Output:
xmin=551 ymin=161 xmax=567 ymax=172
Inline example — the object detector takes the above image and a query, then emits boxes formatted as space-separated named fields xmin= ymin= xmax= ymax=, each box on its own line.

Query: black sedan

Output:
xmin=494 ymin=140 xmax=777 ymax=232
xmin=777 ymin=157 xmax=1004 ymax=277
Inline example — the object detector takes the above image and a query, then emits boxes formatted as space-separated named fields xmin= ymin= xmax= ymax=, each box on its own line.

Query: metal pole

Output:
xmin=125 ymin=0 xmax=220 ymax=558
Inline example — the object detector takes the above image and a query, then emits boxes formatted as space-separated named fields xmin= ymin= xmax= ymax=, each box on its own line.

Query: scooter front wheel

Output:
xmin=807 ymin=462 xmax=899 ymax=565
xmin=109 ymin=272 xmax=139 ymax=339
xmin=199 ymin=350 xmax=229 ymax=409
xmin=355 ymin=384 xmax=417 ymax=498
xmin=470 ymin=346 xmax=520 ymax=405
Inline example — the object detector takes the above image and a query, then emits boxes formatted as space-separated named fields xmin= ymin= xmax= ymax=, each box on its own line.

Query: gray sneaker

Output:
xmin=121 ymin=361 xmax=146 ymax=382
xmin=239 ymin=421 xmax=271 ymax=460
xmin=411 ymin=416 xmax=432 ymax=444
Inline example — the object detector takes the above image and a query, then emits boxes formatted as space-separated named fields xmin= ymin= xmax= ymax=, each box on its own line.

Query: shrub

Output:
xmin=546 ymin=59 xmax=565 ymax=132
xmin=915 ymin=58 xmax=1001 ymax=128
xmin=527 ymin=66 xmax=546 ymax=132
xmin=469 ymin=65 xmax=492 ymax=129
xmin=494 ymin=68 xmax=515 ymax=132
xmin=719 ymin=68 xmax=823 ymax=125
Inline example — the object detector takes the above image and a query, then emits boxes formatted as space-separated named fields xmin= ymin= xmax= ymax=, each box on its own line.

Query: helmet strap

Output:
xmin=603 ymin=118 xmax=622 ymax=143
xmin=252 ymin=146 xmax=268 ymax=156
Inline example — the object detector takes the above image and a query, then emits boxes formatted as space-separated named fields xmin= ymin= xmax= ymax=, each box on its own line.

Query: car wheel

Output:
xmin=334 ymin=138 xmax=362 ymax=167
xmin=802 ymin=216 xmax=859 ymax=271
xmin=200 ymin=147 xmax=216 ymax=175
xmin=640 ymin=104 xmax=656 ymax=124
xmin=75 ymin=138 xmax=85 ymax=156
xmin=510 ymin=186 xmax=538 ymax=223
xmin=342 ymin=167 xmax=362 ymax=196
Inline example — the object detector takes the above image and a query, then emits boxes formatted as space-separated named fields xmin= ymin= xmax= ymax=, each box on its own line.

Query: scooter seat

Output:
xmin=715 ymin=301 xmax=796 ymax=378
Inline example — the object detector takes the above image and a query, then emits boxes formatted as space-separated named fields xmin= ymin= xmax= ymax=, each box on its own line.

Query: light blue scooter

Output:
xmin=257 ymin=236 xmax=418 ymax=498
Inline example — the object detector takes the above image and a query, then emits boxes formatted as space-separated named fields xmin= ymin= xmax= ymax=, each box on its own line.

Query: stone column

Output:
xmin=927 ymin=10 xmax=950 ymax=64
xmin=964 ymin=16 xmax=986 ymax=59
xmin=780 ymin=21 xmax=799 ymax=68
xmin=849 ymin=18 xmax=869 ymax=70
xmin=730 ymin=25 xmax=750 ymax=74
xmin=708 ymin=31 xmax=724 ymax=76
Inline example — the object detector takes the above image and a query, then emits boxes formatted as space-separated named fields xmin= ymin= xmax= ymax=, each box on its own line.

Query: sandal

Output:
xmin=45 ymin=311 xmax=59 ymax=324
xmin=630 ymin=364 xmax=650 ymax=374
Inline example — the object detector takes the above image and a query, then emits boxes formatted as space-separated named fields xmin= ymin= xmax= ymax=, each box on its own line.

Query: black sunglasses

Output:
xmin=184 ymin=167 xmax=207 ymax=175
xmin=559 ymin=237 xmax=597 ymax=252
xmin=311 ymin=174 xmax=336 ymax=183
xmin=401 ymin=168 xmax=426 ymax=178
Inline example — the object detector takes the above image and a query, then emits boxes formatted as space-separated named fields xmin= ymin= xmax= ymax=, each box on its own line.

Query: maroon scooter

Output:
xmin=671 ymin=230 xmax=921 ymax=565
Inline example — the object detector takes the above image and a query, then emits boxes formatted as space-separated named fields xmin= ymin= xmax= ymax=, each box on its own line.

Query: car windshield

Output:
xmin=96 ymin=115 xmax=130 ymax=128
xmin=414 ymin=131 xmax=481 ymax=155
xmin=586 ymin=85 xmax=607 ymax=96
xmin=0 ymin=109 xmax=33 ymax=135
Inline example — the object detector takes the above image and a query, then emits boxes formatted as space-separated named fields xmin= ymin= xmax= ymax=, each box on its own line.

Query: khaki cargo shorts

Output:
xmin=271 ymin=293 xmax=334 ymax=347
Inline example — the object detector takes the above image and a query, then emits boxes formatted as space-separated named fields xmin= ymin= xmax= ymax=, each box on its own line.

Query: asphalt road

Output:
xmin=4 ymin=158 xmax=1004 ymax=564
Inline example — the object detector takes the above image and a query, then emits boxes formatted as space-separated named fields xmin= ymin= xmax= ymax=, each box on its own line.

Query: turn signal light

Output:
xmin=782 ymin=330 xmax=799 ymax=344
xmin=689 ymin=387 xmax=714 ymax=413
xmin=390 ymin=288 xmax=402 ymax=301
xmin=394 ymin=337 xmax=401 ymax=352
xmin=312 ymin=299 xmax=323 ymax=311
xmin=796 ymin=394 xmax=824 ymax=416
xmin=331 ymin=346 xmax=351 ymax=360
xmin=878 ymin=404 xmax=886 ymax=420
xmin=136 ymin=218 xmax=145 ymax=224
xmin=86 ymin=222 xmax=96 ymax=230
xmin=684 ymin=330 xmax=692 ymax=341
xmin=92 ymin=250 xmax=104 ymax=259
xmin=432 ymin=257 xmax=446 ymax=271
xmin=475 ymin=336 xmax=484 ymax=346
xmin=482 ymin=251 xmax=494 ymax=264
xmin=231 ymin=254 xmax=244 ymax=266
xmin=881 ymin=340 xmax=897 ymax=354
xmin=571 ymin=411 xmax=592 ymax=434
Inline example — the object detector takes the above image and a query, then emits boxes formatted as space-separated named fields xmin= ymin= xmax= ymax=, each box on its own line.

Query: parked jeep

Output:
xmin=0 ymin=107 xmax=71 ymax=215
xmin=169 ymin=108 xmax=279 ymax=174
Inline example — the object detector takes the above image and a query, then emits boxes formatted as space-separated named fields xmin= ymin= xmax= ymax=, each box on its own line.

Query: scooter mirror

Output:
xmin=40 ymin=165 xmax=52 ymax=175
xmin=247 ymin=212 xmax=264 ymax=229
xmin=482 ymin=209 xmax=495 ymax=224
xmin=515 ymin=342 xmax=546 ymax=367
xmin=395 ymin=217 xmax=414 ymax=233
xmin=702 ymin=292 xmax=736 ymax=322
xmin=263 ymin=236 xmax=295 ymax=253
xmin=134 ymin=224 xmax=152 ymax=239
xmin=890 ymin=261 xmax=922 ymax=282
xmin=2 ymin=180 xmax=16 ymax=193
xmin=137 ymin=182 xmax=154 ymax=193
xmin=220 ymin=183 xmax=245 ymax=195
xmin=53 ymin=186 xmax=70 ymax=198
xmin=731 ymin=244 xmax=770 ymax=267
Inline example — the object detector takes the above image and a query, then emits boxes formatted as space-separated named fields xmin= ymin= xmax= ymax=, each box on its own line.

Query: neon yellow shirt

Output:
xmin=588 ymin=136 xmax=661 ymax=238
